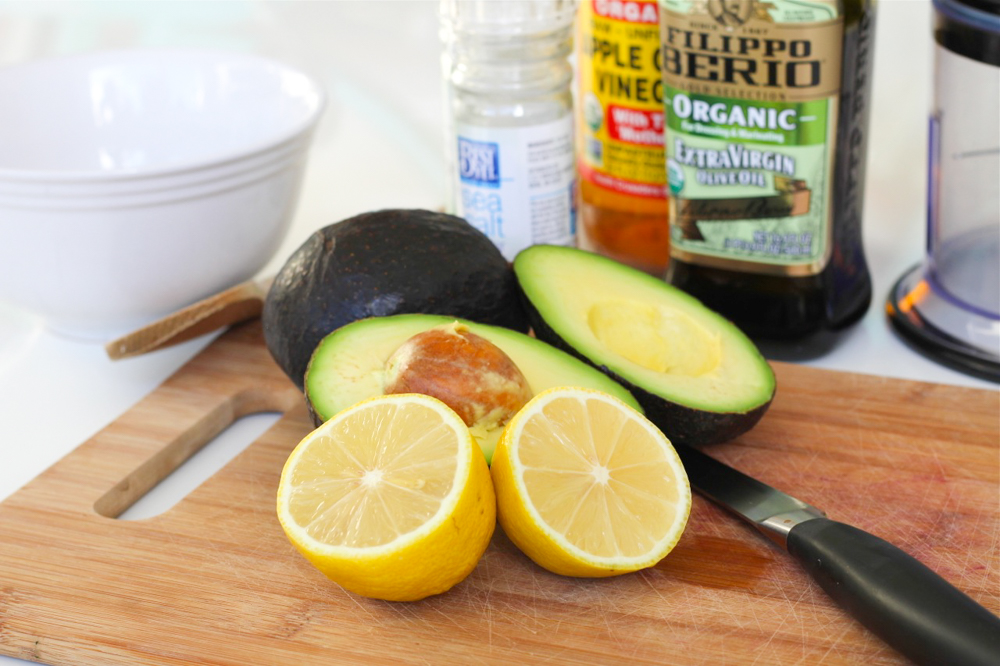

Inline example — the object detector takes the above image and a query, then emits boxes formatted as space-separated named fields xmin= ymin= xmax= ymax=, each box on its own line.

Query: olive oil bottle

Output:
xmin=659 ymin=0 xmax=876 ymax=354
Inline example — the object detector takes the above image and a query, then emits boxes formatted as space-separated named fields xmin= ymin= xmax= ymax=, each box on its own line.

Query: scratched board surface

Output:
xmin=0 ymin=322 xmax=997 ymax=665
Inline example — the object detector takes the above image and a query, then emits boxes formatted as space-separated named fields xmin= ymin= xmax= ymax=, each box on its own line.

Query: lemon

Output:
xmin=491 ymin=387 xmax=691 ymax=577
xmin=276 ymin=393 xmax=496 ymax=601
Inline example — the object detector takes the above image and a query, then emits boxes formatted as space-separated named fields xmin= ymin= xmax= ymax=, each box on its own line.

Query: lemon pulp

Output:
xmin=492 ymin=387 xmax=691 ymax=577
xmin=277 ymin=393 xmax=495 ymax=601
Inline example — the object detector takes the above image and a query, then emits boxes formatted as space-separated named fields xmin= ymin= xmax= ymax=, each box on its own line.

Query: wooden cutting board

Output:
xmin=1 ymin=321 xmax=997 ymax=665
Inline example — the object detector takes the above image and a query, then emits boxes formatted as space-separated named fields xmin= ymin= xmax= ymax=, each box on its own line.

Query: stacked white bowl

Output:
xmin=0 ymin=49 xmax=325 ymax=340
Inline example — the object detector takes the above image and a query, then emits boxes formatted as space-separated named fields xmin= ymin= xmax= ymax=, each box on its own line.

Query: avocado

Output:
xmin=262 ymin=209 xmax=529 ymax=388
xmin=513 ymin=245 xmax=775 ymax=446
xmin=304 ymin=314 xmax=642 ymax=463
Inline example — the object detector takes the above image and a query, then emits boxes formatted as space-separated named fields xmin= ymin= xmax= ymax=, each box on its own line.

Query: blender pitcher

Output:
xmin=887 ymin=0 xmax=1000 ymax=382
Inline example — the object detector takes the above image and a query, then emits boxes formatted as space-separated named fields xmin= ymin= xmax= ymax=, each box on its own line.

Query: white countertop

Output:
xmin=0 ymin=2 xmax=996 ymax=663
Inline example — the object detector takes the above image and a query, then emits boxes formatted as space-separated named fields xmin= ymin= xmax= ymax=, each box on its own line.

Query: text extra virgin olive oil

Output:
xmin=660 ymin=0 xmax=876 ymax=353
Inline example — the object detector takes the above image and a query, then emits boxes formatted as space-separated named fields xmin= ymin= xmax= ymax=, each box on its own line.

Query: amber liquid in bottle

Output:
xmin=662 ymin=0 xmax=876 ymax=357
xmin=579 ymin=181 xmax=669 ymax=276
xmin=576 ymin=0 xmax=669 ymax=276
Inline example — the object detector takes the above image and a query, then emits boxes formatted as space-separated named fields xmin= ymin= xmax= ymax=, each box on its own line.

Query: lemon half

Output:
xmin=277 ymin=393 xmax=495 ymax=601
xmin=491 ymin=387 xmax=691 ymax=577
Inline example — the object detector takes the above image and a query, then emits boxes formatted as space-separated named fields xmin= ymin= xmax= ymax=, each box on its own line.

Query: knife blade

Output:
xmin=675 ymin=444 xmax=1000 ymax=666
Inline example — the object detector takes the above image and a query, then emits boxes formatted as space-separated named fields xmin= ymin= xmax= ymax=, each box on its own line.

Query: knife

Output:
xmin=675 ymin=444 xmax=1000 ymax=666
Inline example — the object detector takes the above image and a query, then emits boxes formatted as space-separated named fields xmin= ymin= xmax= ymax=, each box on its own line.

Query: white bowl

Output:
xmin=0 ymin=49 xmax=325 ymax=340
xmin=0 ymin=48 xmax=324 ymax=180
xmin=0 ymin=154 xmax=309 ymax=339
xmin=0 ymin=136 xmax=312 ymax=203
xmin=0 ymin=133 xmax=313 ymax=199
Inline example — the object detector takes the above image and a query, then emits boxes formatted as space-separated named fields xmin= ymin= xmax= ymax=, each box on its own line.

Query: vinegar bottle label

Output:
xmin=660 ymin=0 xmax=843 ymax=276
xmin=577 ymin=0 xmax=667 ymax=202
xmin=454 ymin=116 xmax=576 ymax=261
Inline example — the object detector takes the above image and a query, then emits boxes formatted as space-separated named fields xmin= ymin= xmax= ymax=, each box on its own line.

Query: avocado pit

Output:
xmin=384 ymin=322 xmax=533 ymax=433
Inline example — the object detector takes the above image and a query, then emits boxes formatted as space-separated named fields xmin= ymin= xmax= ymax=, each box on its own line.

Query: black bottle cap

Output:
xmin=952 ymin=0 xmax=1000 ymax=16
xmin=934 ymin=0 xmax=1000 ymax=65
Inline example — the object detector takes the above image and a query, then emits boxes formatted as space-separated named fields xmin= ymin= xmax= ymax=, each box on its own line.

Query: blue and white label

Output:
xmin=453 ymin=115 xmax=575 ymax=261
xmin=458 ymin=137 xmax=500 ymax=188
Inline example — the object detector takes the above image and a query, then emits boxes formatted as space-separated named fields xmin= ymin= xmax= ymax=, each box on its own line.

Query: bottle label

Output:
xmin=660 ymin=0 xmax=843 ymax=276
xmin=454 ymin=116 xmax=576 ymax=261
xmin=577 ymin=0 xmax=667 ymax=200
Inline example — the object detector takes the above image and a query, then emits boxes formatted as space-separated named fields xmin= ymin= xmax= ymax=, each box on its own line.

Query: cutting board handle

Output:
xmin=93 ymin=385 xmax=301 ymax=519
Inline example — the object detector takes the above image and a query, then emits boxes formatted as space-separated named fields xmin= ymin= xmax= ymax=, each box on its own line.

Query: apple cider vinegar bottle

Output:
xmin=659 ymin=0 xmax=876 ymax=354
xmin=576 ymin=0 xmax=670 ymax=275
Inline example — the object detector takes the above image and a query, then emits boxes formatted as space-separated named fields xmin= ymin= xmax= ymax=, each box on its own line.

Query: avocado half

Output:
xmin=304 ymin=314 xmax=642 ymax=463
xmin=513 ymin=245 xmax=775 ymax=446
xmin=262 ymin=209 xmax=529 ymax=389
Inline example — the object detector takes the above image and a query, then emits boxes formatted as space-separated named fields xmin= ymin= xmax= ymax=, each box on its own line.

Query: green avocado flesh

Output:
xmin=513 ymin=245 xmax=776 ymax=446
xmin=304 ymin=314 xmax=642 ymax=464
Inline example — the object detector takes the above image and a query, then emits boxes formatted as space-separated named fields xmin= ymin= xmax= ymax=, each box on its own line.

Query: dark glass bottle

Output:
xmin=660 ymin=0 xmax=876 ymax=357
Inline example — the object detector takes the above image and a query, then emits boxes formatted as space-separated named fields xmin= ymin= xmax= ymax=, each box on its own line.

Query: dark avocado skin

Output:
xmin=262 ymin=209 xmax=529 ymax=388
xmin=520 ymin=294 xmax=774 ymax=446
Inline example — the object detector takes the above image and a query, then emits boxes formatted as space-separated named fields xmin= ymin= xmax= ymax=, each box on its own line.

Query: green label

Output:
xmin=666 ymin=92 xmax=830 ymax=146
xmin=660 ymin=0 xmax=843 ymax=275
xmin=665 ymin=86 xmax=832 ymax=266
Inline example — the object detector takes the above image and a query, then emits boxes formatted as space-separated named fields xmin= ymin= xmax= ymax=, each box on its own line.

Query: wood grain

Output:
xmin=103 ymin=277 xmax=271 ymax=360
xmin=1 ymin=321 xmax=997 ymax=665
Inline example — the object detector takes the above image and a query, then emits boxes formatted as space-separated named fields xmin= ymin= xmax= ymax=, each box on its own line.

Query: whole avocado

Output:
xmin=262 ymin=209 xmax=529 ymax=388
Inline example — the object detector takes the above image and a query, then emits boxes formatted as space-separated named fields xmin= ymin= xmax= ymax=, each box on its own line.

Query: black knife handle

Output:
xmin=786 ymin=518 xmax=1000 ymax=666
